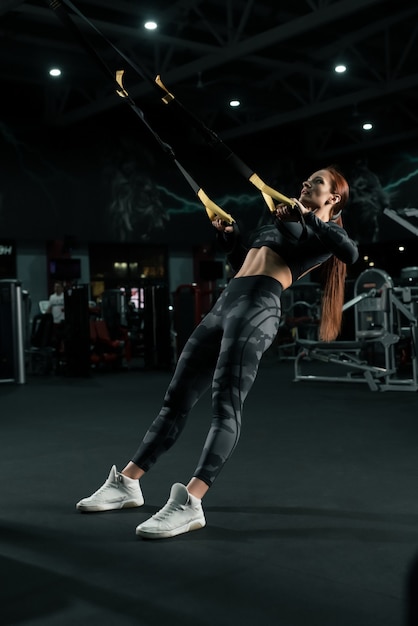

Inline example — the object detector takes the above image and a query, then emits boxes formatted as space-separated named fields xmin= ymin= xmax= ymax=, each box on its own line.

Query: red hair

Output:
xmin=318 ymin=166 xmax=350 ymax=342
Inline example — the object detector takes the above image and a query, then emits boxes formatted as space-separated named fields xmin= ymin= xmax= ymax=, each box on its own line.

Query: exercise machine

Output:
xmin=294 ymin=268 xmax=418 ymax=392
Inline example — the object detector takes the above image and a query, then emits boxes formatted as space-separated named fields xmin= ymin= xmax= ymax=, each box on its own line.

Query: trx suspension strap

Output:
xmin=48 ymin=0 xmax=234 ymax=225
xmin=47 ymin=0 xmax=305 ymax=229
xmin=153 ymin=74 xmax=299 ymax=214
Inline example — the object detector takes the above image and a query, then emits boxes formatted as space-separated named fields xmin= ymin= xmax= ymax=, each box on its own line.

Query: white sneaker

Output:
xmin=76 ymin=465 xmax=144 ymax=512
xmin=135 ymin=483 xmax=206 ymax=539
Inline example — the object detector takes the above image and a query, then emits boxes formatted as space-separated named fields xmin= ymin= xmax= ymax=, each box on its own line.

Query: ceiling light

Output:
xmin=334 ymin=64 xmax=347 ymax=73
xmin=362 ymin=122 xmax=373 ymax=131
xmin=144 ymin=21 xmax=158 ymax=30
xmin=49 ymin=68 xmax=61 ymax=77
xmin=229 ymin=99 xmax=240 ymax=107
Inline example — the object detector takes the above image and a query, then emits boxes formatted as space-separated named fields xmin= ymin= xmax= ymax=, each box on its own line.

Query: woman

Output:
xmin=76 ymin=166 xmax=358 ymax=539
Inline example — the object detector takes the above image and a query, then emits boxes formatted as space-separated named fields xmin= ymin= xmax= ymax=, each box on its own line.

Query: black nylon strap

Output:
xmin=47 ymin=0 xmax=236 ymax=224
xmin=47 ymin=0 xmax=305 ymax=232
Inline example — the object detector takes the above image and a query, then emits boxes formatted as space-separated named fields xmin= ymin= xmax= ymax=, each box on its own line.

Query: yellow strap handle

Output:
xmin=249 ymin=174 xmax=297 ymax=212
xmin=116 ymin=69 xmax=129 ymax=98
xmin=197 ymin=190 xmax=235 ymax=224
xmin=155 ymin=75 xmax=175 ymax=104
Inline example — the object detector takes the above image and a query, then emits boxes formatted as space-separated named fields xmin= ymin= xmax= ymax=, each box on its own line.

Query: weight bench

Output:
xmin=294 ymin=332 xmax=399 ymax=392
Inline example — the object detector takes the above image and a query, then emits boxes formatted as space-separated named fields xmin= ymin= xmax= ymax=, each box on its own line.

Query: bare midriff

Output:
xmin=234 ymin=246 xmax=293 ymax=290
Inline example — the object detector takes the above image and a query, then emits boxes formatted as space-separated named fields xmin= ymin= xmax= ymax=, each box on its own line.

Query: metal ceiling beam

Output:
xmin=12 ymin=3 xmax=214 ymax=53
xmin=222 ymin=72 xmax=418 ymax=140
xmin=320 ymin=126 xmax=418 ymax=159
xmin=53 ymin=0 xmax=387 ymax=125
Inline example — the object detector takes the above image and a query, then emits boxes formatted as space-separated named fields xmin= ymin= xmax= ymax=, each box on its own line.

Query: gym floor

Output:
xmin=1 ymin=357 xmax=418 ymax=626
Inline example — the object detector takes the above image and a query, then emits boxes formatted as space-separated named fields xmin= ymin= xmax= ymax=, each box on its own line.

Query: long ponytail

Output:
xmin=318 ymin=167 xmax=350 ymax=342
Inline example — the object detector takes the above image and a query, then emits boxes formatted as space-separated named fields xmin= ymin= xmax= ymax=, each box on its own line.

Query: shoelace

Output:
xmin=151 ymin=500 xmax=186 ymax=521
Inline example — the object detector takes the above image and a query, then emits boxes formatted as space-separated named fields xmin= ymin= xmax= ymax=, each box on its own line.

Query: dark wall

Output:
xmin=1 ymin=117 xmax=418 ymax=250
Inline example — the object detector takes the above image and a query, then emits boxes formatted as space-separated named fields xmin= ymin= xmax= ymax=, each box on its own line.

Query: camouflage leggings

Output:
xmin=131 ymin=275 xmax=282 ymax=487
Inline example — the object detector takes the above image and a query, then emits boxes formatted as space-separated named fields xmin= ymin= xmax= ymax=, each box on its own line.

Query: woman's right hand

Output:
xmin=212 ymin=218 xmax=234 ymax=233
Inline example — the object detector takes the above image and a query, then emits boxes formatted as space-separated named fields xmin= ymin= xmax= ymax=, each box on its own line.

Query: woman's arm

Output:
xmin=212 ymin=219 xmax=248 ymax=272
xmin=303 ymin=211 xmax=359 ymax=264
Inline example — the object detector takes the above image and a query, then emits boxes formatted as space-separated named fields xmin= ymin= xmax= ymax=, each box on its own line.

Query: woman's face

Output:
xmin=299 ymin=169 xmax=335 ymax=211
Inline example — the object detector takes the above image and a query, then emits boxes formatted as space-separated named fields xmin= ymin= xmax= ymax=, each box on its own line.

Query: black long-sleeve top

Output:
xmin=217 ymin=210 xmax=358 ymax=282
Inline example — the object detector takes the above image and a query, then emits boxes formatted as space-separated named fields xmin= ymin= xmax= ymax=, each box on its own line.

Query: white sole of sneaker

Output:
xmin=135 ymin=517 xmax=206 ymax=539
xmin=76 ymin=499 xmax=144 ymax=512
